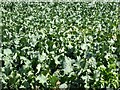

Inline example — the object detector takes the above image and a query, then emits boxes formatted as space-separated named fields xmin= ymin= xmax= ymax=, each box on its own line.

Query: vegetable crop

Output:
xmin=1 ymin=2 xmax=120 ymax=90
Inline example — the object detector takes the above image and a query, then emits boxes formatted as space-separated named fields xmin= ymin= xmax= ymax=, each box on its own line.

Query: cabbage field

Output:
xmin=1 ymin=2 xmax=120 ymax=90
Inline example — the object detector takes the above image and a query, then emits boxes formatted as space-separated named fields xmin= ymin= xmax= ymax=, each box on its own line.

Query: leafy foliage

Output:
xmin=1 ymin=2 xmax=120 ymax=89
